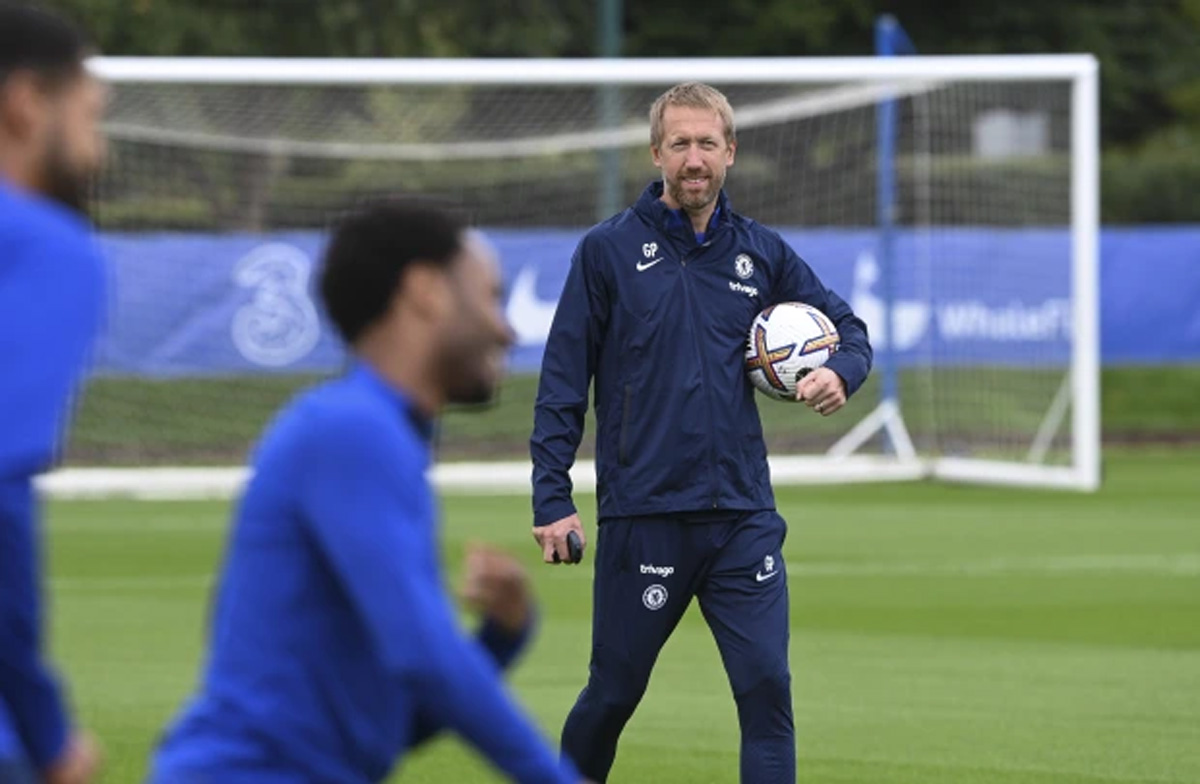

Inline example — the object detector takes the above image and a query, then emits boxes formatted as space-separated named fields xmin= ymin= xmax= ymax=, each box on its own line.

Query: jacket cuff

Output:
xmin=533 ymin=499 xmax=578 ymax=527
xmin=478 ymin=606 xmax=538 ymax=672
xmin=27 ymin=706 xmax=69 ymax=771
xmin=824 ymin=352 xmax=869 ymax=398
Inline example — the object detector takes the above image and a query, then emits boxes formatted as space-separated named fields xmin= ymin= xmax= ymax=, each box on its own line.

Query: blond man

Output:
xmin=531 ymin=83 xmax=873 ymax=782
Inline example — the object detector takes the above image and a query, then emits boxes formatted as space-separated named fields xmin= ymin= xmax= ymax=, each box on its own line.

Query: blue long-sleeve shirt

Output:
xmin=0 ymin=182 xmax=105 ymax=768
xmin=151 ymin=363 xmax=577 ymax=784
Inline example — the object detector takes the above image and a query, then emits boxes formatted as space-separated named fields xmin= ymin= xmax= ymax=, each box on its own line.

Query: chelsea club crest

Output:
xmin=734 ymin=253 xmax=755 ymax=279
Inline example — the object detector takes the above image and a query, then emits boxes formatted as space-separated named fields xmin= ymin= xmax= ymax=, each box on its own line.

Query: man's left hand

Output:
xmin=796 ymin=367 xmax=847 ymax=416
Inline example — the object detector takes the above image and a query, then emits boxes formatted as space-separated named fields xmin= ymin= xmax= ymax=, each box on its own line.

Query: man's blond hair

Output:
xmin=649 ymin=82 xmax=736 ymax=149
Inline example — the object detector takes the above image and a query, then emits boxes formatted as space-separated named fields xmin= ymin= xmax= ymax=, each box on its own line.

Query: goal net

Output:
xmin=46 ymin=56 xmax=1099 ymax=498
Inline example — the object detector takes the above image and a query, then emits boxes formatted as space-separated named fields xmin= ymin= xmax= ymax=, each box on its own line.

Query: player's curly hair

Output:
xmin=320 ymin=197 xmax=468 ymax=345
xmin=0 ymin=2 xmax=93 ymax=89
xmin=649 ymin=82 xmax=736 ymax=149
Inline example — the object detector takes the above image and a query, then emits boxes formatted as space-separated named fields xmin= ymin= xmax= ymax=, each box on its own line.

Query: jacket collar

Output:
xmin=349 ymin=361 xmax=436 ymax=444
xmin=633 ymin=180 xmax=731 ymax=246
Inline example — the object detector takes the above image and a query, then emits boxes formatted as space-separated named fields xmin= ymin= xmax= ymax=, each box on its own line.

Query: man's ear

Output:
xmin=0 ymin=72 xmax=46 ymax=140
xmin=397 ymin=261 xmax=453 ymax=322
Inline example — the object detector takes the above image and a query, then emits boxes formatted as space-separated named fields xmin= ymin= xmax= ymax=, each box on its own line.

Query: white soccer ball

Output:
xmin=745 ymin=302 xmax=840 ymax=402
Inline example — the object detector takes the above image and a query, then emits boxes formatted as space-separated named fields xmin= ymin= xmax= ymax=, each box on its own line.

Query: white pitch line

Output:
xmin=792 ymin=554 xmax=1200 ymax=577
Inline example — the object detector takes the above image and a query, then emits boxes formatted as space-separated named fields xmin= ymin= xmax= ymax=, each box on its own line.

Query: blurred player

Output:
xmin=0 ymin=3 xmax=108 ymax=783
xmin=149 ymin=201 xmax=586 ymax=784
xmin=531 ymin=83 xmax=873 ymax=782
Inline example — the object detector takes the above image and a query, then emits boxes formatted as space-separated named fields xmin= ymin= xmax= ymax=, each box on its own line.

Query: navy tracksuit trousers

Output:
xmin=562 ymin=510 xmax=794 ymax=783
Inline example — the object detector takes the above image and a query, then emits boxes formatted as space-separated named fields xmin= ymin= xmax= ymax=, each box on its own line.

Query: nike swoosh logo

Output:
xmin=636 ymin=258 xmax=664 ymax=272
xmin=505 ymin=266 xmax=558 ymax=346
xmin=755 ymin=570 xmax=780 ymax=583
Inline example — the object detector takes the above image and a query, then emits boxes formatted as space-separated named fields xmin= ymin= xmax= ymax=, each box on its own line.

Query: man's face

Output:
xmin=652 ymin=104 xmax=735 ymax=214
xmin=37 ymin=71 xmax=107 ymax=212
xmin=437 ymin=233 xmax=515 ymax=406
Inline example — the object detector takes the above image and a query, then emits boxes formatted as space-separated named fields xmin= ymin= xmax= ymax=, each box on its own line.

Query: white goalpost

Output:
xmin=42 ymin=55 xmax=1099 ymax=499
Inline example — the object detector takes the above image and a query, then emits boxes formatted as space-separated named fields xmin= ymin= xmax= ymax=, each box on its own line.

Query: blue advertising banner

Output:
xmin=93 ymin=226 xmax=1200 ymax=376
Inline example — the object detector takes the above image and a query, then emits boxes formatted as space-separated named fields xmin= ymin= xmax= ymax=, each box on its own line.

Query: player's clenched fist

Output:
xmin=459 ymin=544 xmax=532 ymax=634
xmin=532 ymin=514 xmax=586 ymax=564
xmin=44 ymin=731 xmax=101 ymax=784
xmin=796 ymin=366 xmax=848 ymax=416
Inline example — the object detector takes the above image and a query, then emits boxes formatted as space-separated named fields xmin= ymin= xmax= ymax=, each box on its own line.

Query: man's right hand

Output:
xmin=532 ymin=514 xmax=586 ymax=565
xmin=44 ymin=731 xmax=100 ymax=784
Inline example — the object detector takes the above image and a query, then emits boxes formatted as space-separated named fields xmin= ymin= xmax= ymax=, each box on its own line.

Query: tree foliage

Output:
xmin=55 ymin=0 xmax=1200 ymax=145
xmin=49 ymin=0 xmax=1200 ymax=222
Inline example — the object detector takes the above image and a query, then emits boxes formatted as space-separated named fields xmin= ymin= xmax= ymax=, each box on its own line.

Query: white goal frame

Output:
xmin=46 ymin=55 xmax=1099 ymax=499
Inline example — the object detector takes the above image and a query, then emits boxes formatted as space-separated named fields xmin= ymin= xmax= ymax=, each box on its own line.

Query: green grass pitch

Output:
xmin=46 ymin=447 xmax=1200 ymax=783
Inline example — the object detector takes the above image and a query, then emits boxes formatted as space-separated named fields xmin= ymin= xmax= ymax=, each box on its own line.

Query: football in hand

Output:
xmin=745 ymin=302 xmax=840 ymax=401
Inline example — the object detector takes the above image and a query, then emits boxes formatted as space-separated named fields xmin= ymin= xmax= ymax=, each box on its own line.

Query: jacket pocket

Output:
xmin=618 ymin=384 xmax=633 ymax=466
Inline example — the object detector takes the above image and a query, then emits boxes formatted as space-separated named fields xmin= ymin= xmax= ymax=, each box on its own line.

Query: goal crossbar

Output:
xmin=89 ymin=55 xmax=1098 ymax=86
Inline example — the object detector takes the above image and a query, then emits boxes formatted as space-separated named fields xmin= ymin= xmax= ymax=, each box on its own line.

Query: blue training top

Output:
xmin=151 ymin=363 xmax=578 ymax=784
xmin=0 ymin=181 xmax=106 ymax=768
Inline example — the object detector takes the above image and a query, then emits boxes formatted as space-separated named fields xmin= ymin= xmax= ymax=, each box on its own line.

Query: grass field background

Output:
xmin=47 ymin=446 xmax=1200 ymax=783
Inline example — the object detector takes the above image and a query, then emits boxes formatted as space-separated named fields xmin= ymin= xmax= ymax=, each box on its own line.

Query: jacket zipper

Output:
xmin=618 ymin=383 xmax=632 ymax=466
xmin=679 ymin=241 xmax=721 ymax=509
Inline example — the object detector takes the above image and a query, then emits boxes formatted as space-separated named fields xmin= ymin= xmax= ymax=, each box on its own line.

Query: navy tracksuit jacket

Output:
xmin=532 ymin=181 xmax=873 ymax=525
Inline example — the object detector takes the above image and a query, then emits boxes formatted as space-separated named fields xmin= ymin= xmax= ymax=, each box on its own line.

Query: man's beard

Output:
xmin=438 ymin=294 xmax=506 ymax=409
xmin=667 ymin=170 xmax=723 ymax=213
xmin=42 ymin=137 xmax=94 ymax=215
